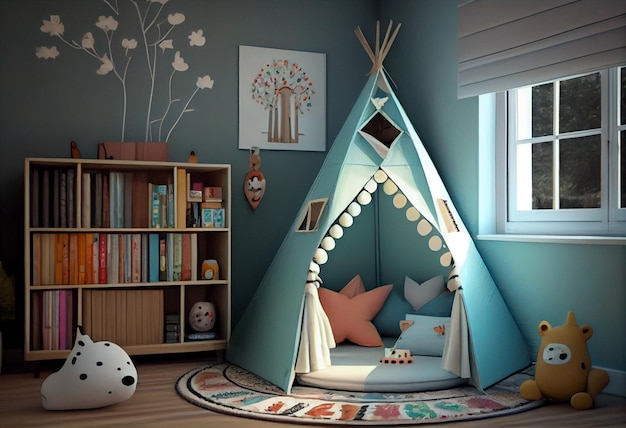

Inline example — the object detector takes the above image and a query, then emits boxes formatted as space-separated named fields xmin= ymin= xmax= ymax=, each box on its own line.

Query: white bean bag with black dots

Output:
xmin=41 ymin=327 xmax=137 ymax=410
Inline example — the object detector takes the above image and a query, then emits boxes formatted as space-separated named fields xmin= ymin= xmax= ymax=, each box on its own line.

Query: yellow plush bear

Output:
xmin=520 ymin=311 xmax=609 ymax=410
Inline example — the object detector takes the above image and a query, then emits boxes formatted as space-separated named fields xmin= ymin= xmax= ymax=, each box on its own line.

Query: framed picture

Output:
xmin=239 ymin=45 xmax=326 ymax=152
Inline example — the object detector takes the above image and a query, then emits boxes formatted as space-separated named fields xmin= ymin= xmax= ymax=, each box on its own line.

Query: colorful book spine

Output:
xmin=69 ymin=233 xmax=78 ymax=285
xmin=32 ymin=234 xmax=41 ymax=286
xmin=67 ymin=169 xmax=75 ymax=228
xmin=172 ymin=233 xmax=181 ymax=281
xmin=81 ymin=172 xmax=91 ymax=228
xmin=181 ymin=233 xmax=191 ymax=281
xmin=77 ymin=233 xmax=86 ymax=285
xmin=58 ymin=290 xmax=67 ymax=349
xmin=85 ymin=232 xmax=94 ymax=284
xmin=149 ymin=234 xmax=159 ymax=283
xmin=131 ymin=234 xmax=141 ymax=283
xmin=61 ymin=233 xmax=69 ymax=285
xmin=91 ymin=233 xmax=100 ymax=284
xmin=54 ymin=234 xmax=64 ymax=285
xmin=99 ymin=233 xmax=107 ymax=284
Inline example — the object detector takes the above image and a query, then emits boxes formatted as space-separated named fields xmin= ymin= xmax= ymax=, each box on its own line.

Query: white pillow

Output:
xmin=395 ymin=314 xmax=450 ymax=357
xmin=404 ymin=275 xmax=444 ymax=312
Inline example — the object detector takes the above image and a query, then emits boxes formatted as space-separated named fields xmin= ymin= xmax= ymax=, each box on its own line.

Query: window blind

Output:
xmin=457 ymin=0 xmax=626 ymax=98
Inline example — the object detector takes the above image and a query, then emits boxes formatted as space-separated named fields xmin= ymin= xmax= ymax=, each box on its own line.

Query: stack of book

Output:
xmin=32 ymin=232 xmax=198 ymax=285
xmin=82 ymin=289 xmax=164 ymax=346
xmin=30 ymin=290 xmax=74 ymax=351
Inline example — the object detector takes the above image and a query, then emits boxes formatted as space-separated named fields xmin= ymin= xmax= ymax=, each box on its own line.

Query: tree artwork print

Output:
xmin=239 ymin=46 xmax=326 ymax=152
xmin=251 ymin=59 xmax=314 ymax=144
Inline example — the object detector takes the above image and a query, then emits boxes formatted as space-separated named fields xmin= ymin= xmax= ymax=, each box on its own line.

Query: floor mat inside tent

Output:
xmin=296 ymin=338 xmax=465 ymax=392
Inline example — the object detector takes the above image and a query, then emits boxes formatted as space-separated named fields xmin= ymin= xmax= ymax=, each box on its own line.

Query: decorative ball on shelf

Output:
xmin=188 ymin=301 xmax=216 ymax=332
xmin=41 ymin=327 xmax=137 ymax=410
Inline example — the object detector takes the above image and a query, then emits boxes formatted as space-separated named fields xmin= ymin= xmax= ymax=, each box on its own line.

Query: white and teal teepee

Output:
xmin=227 ymin=22 xmax=530 ymax=393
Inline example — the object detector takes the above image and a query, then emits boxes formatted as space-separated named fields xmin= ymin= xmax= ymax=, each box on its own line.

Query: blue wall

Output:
xmin=1 ymin=0 xmax=624 ymax=381
xmin=0 ymin=0 xmax=377 ymax=348
xmin=379 ymin=0 xmax=626 ymax=376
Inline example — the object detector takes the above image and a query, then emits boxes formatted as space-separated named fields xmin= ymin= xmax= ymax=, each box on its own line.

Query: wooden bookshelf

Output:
xmin=23 ymin=158 xmax=231 ymax=361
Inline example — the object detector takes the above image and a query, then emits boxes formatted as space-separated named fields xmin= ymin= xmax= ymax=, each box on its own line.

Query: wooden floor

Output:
xmin=1 ymin=357 xmax=625 ymax=427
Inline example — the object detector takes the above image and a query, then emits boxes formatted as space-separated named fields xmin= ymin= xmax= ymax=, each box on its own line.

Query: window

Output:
xmin=296 ymin=199 xmax=327 ymax=232
xmin=501 ymin=66 xmax=625 ymax=236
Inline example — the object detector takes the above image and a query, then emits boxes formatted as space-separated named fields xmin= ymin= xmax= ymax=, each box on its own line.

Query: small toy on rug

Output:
xmin=41 ymin=327 xmax=137 ymax=410
xmin=519 ymin=311 xmax=609 ymax=410
xmin=380 ymin=320 xmax=414 ymax=364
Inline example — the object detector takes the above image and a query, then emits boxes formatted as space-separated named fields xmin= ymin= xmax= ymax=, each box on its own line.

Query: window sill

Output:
xmin=476 ymin=234 xmax=626 ymax=245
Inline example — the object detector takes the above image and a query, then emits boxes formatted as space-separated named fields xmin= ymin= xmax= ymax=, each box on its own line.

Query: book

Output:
xmin=159 ymin=234 xmax=167 ymax=281
xmin=58 ymin=290 xmax=67 ymax=349
xmin=176 ymin=168 xmax=187 ymax=228
xmin=42 ymin=291 xmax=52 ymax=349
xmin=91 ymin=233 xmax=100 ymax=284
xmin=173 ymin=233 xmax=182 ymax=281
xmin=67 ymin=169 xmax=75 ymax=228
xmin=109 ymin=172 xmax=125 ymax=228
xmin=166 ymin=233 xmax=174 ymax=282
xmin=121 ymin=234 xmax=130 ymax=283
xmin=42 ymin=169 xmax=50 ymax=228
xmin=77 ymin=233 xmax=87 ymax=284
xmin=158 ymin=185 xmax=168 ymax=228
xmin=81 ymin=173 xmax=91 ymax=228
xmin=148 ymin=234 xmax=159 ymax=283
xmin=52 ymin=290 xmax=59 ymax=350
xmin=167 ymin=176 xmax=175 ymax=228
xmin=52 ymin=169 xmax=60 ymax=227
xmin=59 ymin=170 xmax=67 ymax=228
xmin=85 ymin=232 xmax=94 ymax=284
xmin=132 ymin=172 xmax=149 ymax=228
xmin=131 ymin=233 xmax=141 ymax=283
xmin=60 ymin=233 xmax=69 ymax=285
xmin=181 ymin=233 xmax=191 ymax=281
xmin=190 ymin=233 xmax=198 ymax=281
xmin=141 ymin=234 xmax=148 ymax=282
xmin=65 ymin=291 xmax=74 ymax=347
xmin=94 ymin=172 xmax=103 ymax=228
xmin=32 ymin=234 xmax=42 ymax=286
xmin=68 ymin=233 xmax=78 ymax=285
xmin=99 ymin=233 xmax=107 ymax=284
xmin=31 ymin=168 xmax=40 ymax=228
xmin=32 ymin=291 xmax=42 ymax=350
xmin=150 ymin=184 xmax=168 ymax=228
xmin=54 ymin=234 xmax=64 ymax=285
xmin=102 ymin=172 xmax=110 ymax=228
xmin=40 ymin=234 xmax=51 ymax=285
xmin=48 ymin=233 xmax=56 ymax=285
xmin=107 ymin=233 xmax=119 ymax=284
xmin=123 ymin=172 xmax=133 ymax=228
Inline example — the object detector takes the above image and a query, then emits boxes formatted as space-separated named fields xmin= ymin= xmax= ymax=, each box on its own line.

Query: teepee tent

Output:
xmin=227 ymin=22 xmax=530 ymax=393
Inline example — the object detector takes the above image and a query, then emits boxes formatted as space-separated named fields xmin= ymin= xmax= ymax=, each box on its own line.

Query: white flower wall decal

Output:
xmin=35 ymin=0 xmax=214 ymax=143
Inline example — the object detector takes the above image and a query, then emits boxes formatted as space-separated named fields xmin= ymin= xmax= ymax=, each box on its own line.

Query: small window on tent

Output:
xmin=361 ymin=112 xmax=401 ymax=147
xmin=297 ymin=198 xmax=328 ymax=232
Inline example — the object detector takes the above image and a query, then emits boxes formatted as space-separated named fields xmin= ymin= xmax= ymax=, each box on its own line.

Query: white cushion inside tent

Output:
xmin=296 ymin=338 xmax=465 ymax=392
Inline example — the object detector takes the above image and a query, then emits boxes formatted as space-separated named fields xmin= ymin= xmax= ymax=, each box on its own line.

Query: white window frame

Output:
xmin=494 ymin=67 xmax=625 ymax=237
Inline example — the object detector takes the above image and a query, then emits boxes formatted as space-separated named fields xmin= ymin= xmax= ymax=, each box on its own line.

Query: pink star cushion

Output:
xmin=319 ymin=275 xmax=392 ymax=347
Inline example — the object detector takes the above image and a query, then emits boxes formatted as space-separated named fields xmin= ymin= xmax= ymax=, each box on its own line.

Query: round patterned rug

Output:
xmin=176 ymin=362 xmax=543 ymax=425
